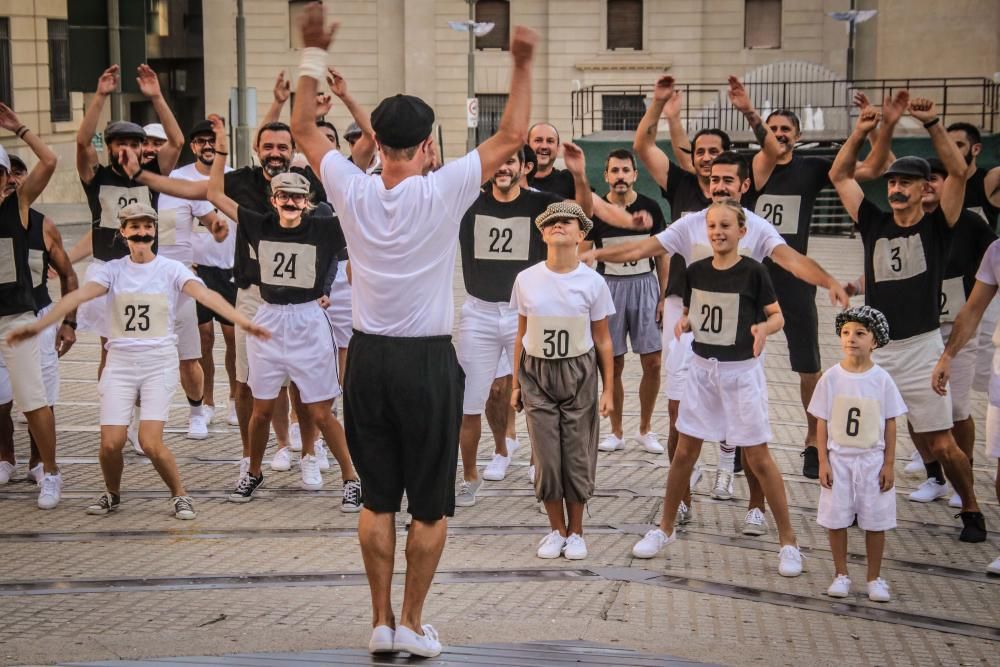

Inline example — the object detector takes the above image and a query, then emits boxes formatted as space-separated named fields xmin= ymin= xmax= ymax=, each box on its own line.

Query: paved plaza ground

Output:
xmin=0 ymin=216 xmax=997 ymax=666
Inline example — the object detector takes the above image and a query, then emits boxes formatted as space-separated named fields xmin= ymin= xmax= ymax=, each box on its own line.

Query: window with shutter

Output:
xmin=745 ymin=0 xmax=782 ymax=49
xmin=476 ymin=0 xmax=510 ymax=51
xmin=48 ymin=20 xmax=72 ymax=122
xmin=0 ymin=19 xmax=11 ymax=108
xmin=607 ymin=0 xmax=643 ymax=51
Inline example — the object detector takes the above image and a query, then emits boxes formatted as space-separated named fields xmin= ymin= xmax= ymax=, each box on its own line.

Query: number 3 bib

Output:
xmin=829 ymin=395 xmax=881 ymax=448
xmin=111 ymin=292 xmax=169 ymax=339
xmin=524 ymin=315 xmax=590 ymax=359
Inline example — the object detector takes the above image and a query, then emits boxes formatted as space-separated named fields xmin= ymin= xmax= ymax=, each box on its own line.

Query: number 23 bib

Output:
xmin=111 ymin=292 xmax=169 ymax=339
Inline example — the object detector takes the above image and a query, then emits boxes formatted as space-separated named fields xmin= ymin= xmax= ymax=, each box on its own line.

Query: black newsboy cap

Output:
xmin=188 ymin=120 xmax=215 ymax=142
xmin=371 ymin=94 xmax=435 ymax=149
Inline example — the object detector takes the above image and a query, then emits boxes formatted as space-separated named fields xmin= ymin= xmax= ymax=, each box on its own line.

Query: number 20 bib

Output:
xmin=829 ymin=395 xmax=881 ymax=448
xmin=525 ymin=315 xmax=590 ymax=359
xmin=111 ymin=292 xmax=169 ymax=339
xmin=689 ymin=288 xmax=738 ymax=346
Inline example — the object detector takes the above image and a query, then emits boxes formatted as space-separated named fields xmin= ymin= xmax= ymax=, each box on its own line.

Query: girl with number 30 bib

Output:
xmin=6 ymin=202 xmax=269 ymax=520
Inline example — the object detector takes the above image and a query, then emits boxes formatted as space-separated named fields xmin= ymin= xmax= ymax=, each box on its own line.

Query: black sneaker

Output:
xmin=86 ymin=491 xmax=121 ymax=515
xmin=957 ymin=511 xmax=987 ymax=543
xmin=801 ymin=447 xmax=819 ymax=479
xmin=228 ymin=472 xmax=263 ymax=503
xmin=733 ymin=446 xmax=743 ymax=475
xmin=341 ymin=479 xmax=363 ymax=513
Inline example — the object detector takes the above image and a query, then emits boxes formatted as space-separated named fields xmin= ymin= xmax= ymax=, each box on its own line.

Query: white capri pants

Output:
xmin=973 ymin=296 xmax=1000 ymax=393
xmin=36 ymin=304 xmax=60 ymax=405
xmin=0 ymin=312 xmax=49 ymax=412
xmin=817 ymin=449 xmax=896 ymax=532
xmin=174 ymin=294 xmax=202 ymax=361
xmin=940 ymin=321 xmax=979 ymax=422
xmin=325 ymin=259 xmax=353 ymax=349
xmin=99 ymin=346 xmax=180 ymax=425
xmin=457 ymin=296 xmax=518 ymax=415
xmin=676 ymin=355 xmax=772 ymax=447
xmin=984 ymin=347 xmax=1000 ymax=459
xmin=661 ymin=295 xmax=693 ymax=402
xmin=77 ymin=260 xmax=110 ymax=338
xmin=872 ymin=330 xmax=952 ymax=434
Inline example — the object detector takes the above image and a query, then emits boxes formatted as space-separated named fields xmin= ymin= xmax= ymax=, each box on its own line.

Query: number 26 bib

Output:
xmin=524 ymin=315 xmax=590 ymax=359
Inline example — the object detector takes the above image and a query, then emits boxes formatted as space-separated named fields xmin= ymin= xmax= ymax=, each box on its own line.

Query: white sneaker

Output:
xmin=867 ymin=577 xmax=891 ymax=602
xmin=743 ymin=508 xmax=767 ymax=536
xmin=127 ymin=413 xmax=143 ymax=456
xmin=598 ymin=434 xmax=625 ymax=452
xmin=528 ymin=464 xmax=536 ymax=484
xmin=948 ymin=493 xmax=962 ymax=509
xmin=289 ymin=423 xmax=302 ymax=452
xmin=315 ymin=441 xmax=331 ymax=471
xmin=368 ymin=625 xmax=396 ymax=654
xmin=186 ymin=412 xmax=209 ymax=440
xmin=0 ymin=461 xmax=14 ymax=484
xmin=506 ymin=437 xmax=521 ymax=458
xmin=199 ymin=404 xmax=216 ymax=424
xmin=37 ymin=472 xmax=62 ymax=509
xmin=903 ymin=449 xmax=924 ymax=475
xmin=455 ymin=478 xmax=483 ymax=507
xmin=987 ymin=555 xmax=1000 ymax=575
xmin=482 ymin=453 xmax=511 ymax=481
xmin=632 ymin=528 xmax=675 ymax=558
xmin=778 ymin=545 xmax=803 ymax=577
xmin=826 ymin=574 xmax=851 ymax=598
xmin=300 ymin=454 xmax=323 ymax=490
xmin=563 ymin=533 xmax=587 ymax=560
xmin=689 ymin=463 xmax=702 ymax=491
xmin=634 ymin=432 xmax=664 ymax=454
xmin=26 ymin=463 xmax=43 ymax=484
xmin=711 ymin=470 xmax=734 ymax=500
xmin=908 ymin=478 xmax=950 ymax=503
xmin=677 ymin=501 xmax=693 ymax=525
xmin=238 ymin=456 xmax=250 ymax=482
xmin=227 ymin=402 xmax=239 ymax=426
xmin=392 ymin=624 xmax=441 ymax=658
xmin=537 ymin=530 xmax=566 ymax=559
xmin=270 ymin=446 xmax=292 ymax=472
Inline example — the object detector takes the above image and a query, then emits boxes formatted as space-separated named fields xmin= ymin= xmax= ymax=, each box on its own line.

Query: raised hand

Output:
xmin=299 ymin=1 xmax=338 ymax=50
xmin=727 ymin=75 xmax=755 ymax=114
xmin=208 ymin=114 xmax=228 ymax=152
xmin=510 ymin=25 xmax=538 ymax=65
xmin=0 ymin=103 xmax=21 ymax=133
xmin=855 ymin=106 xmax=880 ymax=135
xmin=562 ymin=141 xmax=585 ymax=175
xmin=631 ymin=210 xmax=653 ymax=231
xmin=273 ymin=71 xmax=291 ymax=103
xmin=119 ymin=146 xmax=141 ymax=178
xmin=653 ymin=75 xmax=675 ymax=103
xmin=908 ymin=97 xmax=937 ymax=124
xmin=96 ymin=65 xmax=120 ymax=96
xmin=316 ymin=93 xmax=333 ymax=117
xmin=327 ymin=67 xmax=347 ymax=98
xmin=881 ymin=89 xmax=909 ymax=126
xmin=852 ymin=90 xmax=871 ymax=112
xmin=136 ymin=64 xmax=162 ymax=99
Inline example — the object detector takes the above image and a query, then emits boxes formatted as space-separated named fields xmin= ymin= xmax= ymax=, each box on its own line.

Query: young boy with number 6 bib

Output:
xmin=510 ymin=202 xmax=614 ymax=561
xmin=810 ymin=306 xmax=906 ymax=602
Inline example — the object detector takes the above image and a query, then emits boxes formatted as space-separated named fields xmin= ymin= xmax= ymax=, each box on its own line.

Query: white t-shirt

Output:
xmin=975 ymin=239 xmax=1000 ymax=347
xmin=655 ymin=206 xmax=787 ymax=264
xmin=510 ymin=261 xmax=616 ymax=359
xmin=157 ymin=162 xmax=235 ymax=268
xmin=319 ymin=149 xmax=483 ymax=337
xmin=88 ymin=255 xmax=202 ymax=352
xmin=807 ymin=363 xmax=906 ymax=455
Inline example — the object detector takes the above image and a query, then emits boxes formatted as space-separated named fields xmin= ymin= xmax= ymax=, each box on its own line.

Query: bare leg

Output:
xmin=98 ymin=425 xmax=128 ymax=493
xmin=289 ymin=383 xmax=316 ymax=455
xmin=659 ymin=433 xmax=704 ymax=531
xmin=666 ymin=400 xmax=690 ymax=506
xmin=337 ymin=347 xmax=348 ymax=384
xmin=97 ymin=340 xmax=108 ymax=379
xmin=545 ymin=499 xmax=567 ymax=535
xmin=272 ymin=386 xmax=291 ymax=449
xmin=248 ymin=398 xmax=276 ymax=476
xmin=138 ymin=421 xmax=185 ymax=495
xmin=198 ymin=322 xmax=216 ymax=408
xmin=400 ymin=517 xmax=448 ymax=633
xmin=865 ymin=530 xmax=885 ymax=581
xmin=179 ymin=359 xmax=204 ymax=405
xmin=24 ymin=406 xmax=57 ymax=473
xmin=566 ymin=500 xmax=584 ymax=535
xmin=221 ymin=325 xmax=237 ymax=401
xmin=236 ymin=381 xmax=253 ymax=458
xmin=951 ymin=416 xmax=975 ymax=463
xmin=484 ymin=376 xmax=511 ymax=456
xmin=459 ymin=414 xmax=482 ymax=482
xmin=638 ymin=352 xmax=661 ymax=435
xmin=610 ymin=355 xmax=625 ymax=438
xmin=741 ymin=445 xmax=796 ymax=547
xmin=799 ymin=371 xmax=820 ymax=447
xmin=828 ymin=528 xmax=848 ymax=576
xmin=358 ymin=508 xmax=396 ymax=628
xmin=305 ymin=400 xmax=356 ymax=481
xmin=0 ymin=402 xmax=13 ymax=464
xmin=746 ymin=464 xmax=766 ymax=511
xmin=927 ymin=430 xmax=978 ymax=511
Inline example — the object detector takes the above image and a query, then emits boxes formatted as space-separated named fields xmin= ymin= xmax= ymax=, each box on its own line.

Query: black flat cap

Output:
xmin=883 ymin=156 xmax=930 ymax=180
xmin=925 ymin=157 xmax=947 ymax=176
xmin=188 ymin=120 xmax=215 ymax=141
xmin=104 ymin=121 xmax=146 ymax=141
xmin=371 ymin=94 xmax=434 ymax=149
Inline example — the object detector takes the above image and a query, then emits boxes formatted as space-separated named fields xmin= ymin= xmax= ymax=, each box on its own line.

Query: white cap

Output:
xmin=142 ymin=123 xmax=167 ymax=141
xmin=0 ymin=145 xmax=10 ymax=172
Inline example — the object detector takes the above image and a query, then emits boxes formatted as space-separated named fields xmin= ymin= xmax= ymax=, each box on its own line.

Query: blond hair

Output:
xmin=707 ymin=199 xmax=746 ymax=227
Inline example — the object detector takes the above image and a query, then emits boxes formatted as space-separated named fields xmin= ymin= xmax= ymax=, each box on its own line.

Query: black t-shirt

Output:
xmin=661 ymin=161 xmax=712 ymax=299
xmin=27 ymin=209 xmax=51 ymax=310
xmin=528 ymin=168 xmax=576 ymax=199
xmin=84 ymin=163 xmax=161 ymax=262
xmin=0 ymin=194 xmax=35 ymax=316
xmin=236 ymin=205 xmax=345 ymax=304
xmin=225 ymin=165 xmax=329 ymax=289
xmin=684 ymin=255 xmax=777 ymax=362
xmin=459 ymin=188 xmax=561 ymax=302
xmin=939 ymin=208 xmax=996 ymax=321
xmin=857 ymin=199 xmax=953 ymax=340
xmin=964 ymin=167 xmax=999 ymax=231
xmin=755 ymin=154 xmax=831 ymax=254
xmin=587 ymin=192 xmax=667 ymax=276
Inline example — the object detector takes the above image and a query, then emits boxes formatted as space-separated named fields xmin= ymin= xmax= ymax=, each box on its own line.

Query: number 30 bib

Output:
xmin=111 ymin=292 xmax=169 ymax=339
xmin=524 ymin=315 xmax=590 ymax=359
xmin=829 ymin=395 xmax=881 ymax=448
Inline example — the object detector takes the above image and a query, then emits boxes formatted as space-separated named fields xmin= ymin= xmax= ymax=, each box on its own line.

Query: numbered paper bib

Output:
xmin=473 ymin=215 xmax=531 ymax=261
xmin=28 ymin=249 xmax=45 ymax=287
xmin=524 ymin=315 xmax=590 ymax=359
xmin=157 ymin=208 xmax=178 ymax=247
xmin=258 ymin=240 xmax=317 ymax=289
xmin=873 ymin=235 xmax=927 ymax=283
xmin=755 ymin=194 xmax=802 ymax=236
xmin=0 ymin=237 xmax=15 ymax=284
xmin=829 ymin=395 xmax=881 ymax=448
xmin=939 ymin=276 xmax=966 ymax=323
xmin=98 ymin=185 xmax=152 ymax=230
xmin=602 ymin=236 xmax=649 ymax=276
xmin=689 ymin=288 xmax=739 ymax=346
xmin=110 ymin=292 xmax=169 ymax=339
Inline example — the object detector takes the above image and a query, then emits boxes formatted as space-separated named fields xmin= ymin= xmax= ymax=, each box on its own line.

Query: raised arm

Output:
xmin=134 ymin=168 xmax=209 ymax=200
xmin=829 ymin=106 xmax=882 ymax=223
xmin=587 ymin=236 xmax=665 ymax=265
xmin=136 ymin=64 xmax=184 ymax=174
xmin=205 ymin=115 xmax=240 ymax=223
xmin=476 ymin=26 xmax=537 ymax=183
xmin=909 ymin=98 xmax=966 ymax=225
xmin=561 ymin=142 xmax=593 ymax=217
xmin=770 ymin=245 xmax=849 ymax=307
xmin=291 ymin=5 xmax=339 ymax=175
xmin=728 ymin=76 xmax=781 ymax=187
xmin=76 ymin=65 xmax=118 ymax=185
xmin=0 ymin=104 xmax=57 ymax=208
xmin=327 ymin=67 xmax=376 ymax=170
xmin=852 ymin=92 xmax=895 ymax=181
xmin=262 ymin=71 xmax=291 ymax=125
xmin=43 ymin=218 xmax=79 ymax=356
xmin=633 ymin=76 xmax=681 ymax=190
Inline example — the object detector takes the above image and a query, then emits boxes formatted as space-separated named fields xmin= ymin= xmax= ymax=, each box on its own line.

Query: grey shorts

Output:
xmin=520 ymin=349 xmax=600 ymax=503
xmin=606 ymin=272 xmax=662 ymax=357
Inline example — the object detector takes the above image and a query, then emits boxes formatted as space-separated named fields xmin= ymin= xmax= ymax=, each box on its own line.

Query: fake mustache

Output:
xmin=888 ymin=192 xmax=910 ymax=203
xmin=280 ymin=204 xmax=301 ymax=212
xmin=124 ymin=234 xmax=156 ymax=244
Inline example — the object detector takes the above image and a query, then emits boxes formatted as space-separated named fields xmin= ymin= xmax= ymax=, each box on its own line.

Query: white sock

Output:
xmin=718 ymin=444 xmax=736 ymax=473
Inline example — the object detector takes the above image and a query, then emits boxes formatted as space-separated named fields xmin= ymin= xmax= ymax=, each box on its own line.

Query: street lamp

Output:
xmin=828 ymin=7 xmax=878 ymax=83
xmin=448 ymin=0 xmax=495 ymax=153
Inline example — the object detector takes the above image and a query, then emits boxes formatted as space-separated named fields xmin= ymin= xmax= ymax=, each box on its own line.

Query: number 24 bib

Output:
xmin=259 ymin=241 xmax=317 ymax=289
xmin=525 ymin=315 xmax=590 ymax=359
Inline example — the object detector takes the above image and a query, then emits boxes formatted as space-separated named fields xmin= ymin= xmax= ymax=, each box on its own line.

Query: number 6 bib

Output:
xmin=829 ymin=395 xmax=881 ymax=448
xmin=524 ymin=315 xmax=590 ymax=359
xmin=689 ymin=288 xmax=738 ymax=346
xmin=111 ymin=292 xmax=169 ymax=339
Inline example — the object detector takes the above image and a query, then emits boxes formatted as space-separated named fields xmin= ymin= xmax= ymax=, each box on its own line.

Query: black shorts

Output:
xmin=194 ymin=265 xmax=237 ymax=326
xmin=766 ymin=259 xmax=821 ymax=374
xmin=344 ymin=330 xmax=464 ymax=521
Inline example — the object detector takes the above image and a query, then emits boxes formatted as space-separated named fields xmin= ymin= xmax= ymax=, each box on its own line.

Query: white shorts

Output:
xmin=985 ymin=404 xmax=1000 ymax=459
xmin=661 ymin=295 xmax=692 ymax=402
xmin=496 ymin=350 xmax=511 ymax=378
xmin=174 ymin=294 xmax=202 ymax=361
xmin=36 ymin=305 xmax=60 ymax=405
xmin=973 ymin=296 xmax=1000 ymax=392
xmin=77 ymin=260 xmax=109 ymax=338
xmin=940 ymin=321 xmax=978 ymax=421
xmin=0 ymin=312 xmax=48 ymax=412
xmin=99 ymin=346 xmax=179 ymax=424
xmin=247 ymin=301 xmax=341 ymax=403
xmin=235 ymin=285 xmax=263 ymax=384
xmin=676 ymin=355 xmax=772 ymax=446
xmin=873 ymin=330 xmax=952 ymax=434
xmin=457 ymin=296 xmax=517 ymax=414
xmin=325 ymin=259 xmax=353 ymax=349
xmin=817 ymin=449 xmax=896 ymax=532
